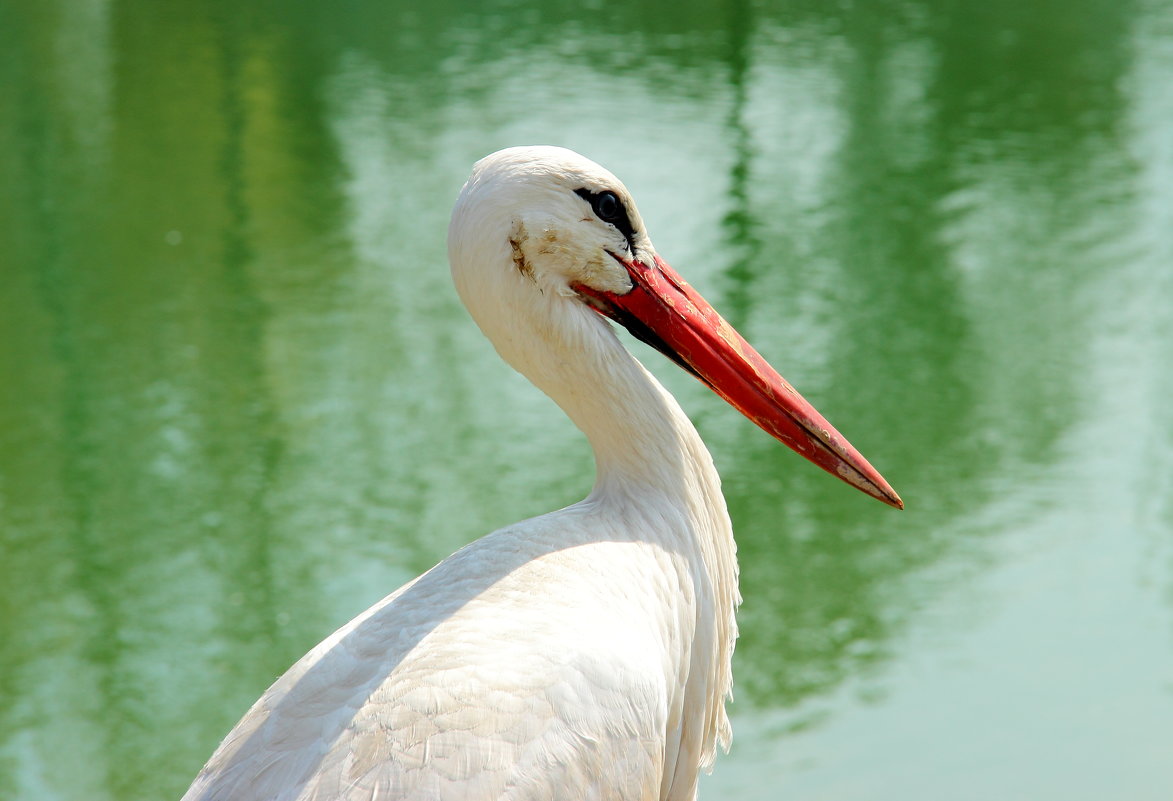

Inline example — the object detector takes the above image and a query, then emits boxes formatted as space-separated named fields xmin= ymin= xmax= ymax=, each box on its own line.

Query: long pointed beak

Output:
xmin=575 ymin=253 xmax=903 ymax=509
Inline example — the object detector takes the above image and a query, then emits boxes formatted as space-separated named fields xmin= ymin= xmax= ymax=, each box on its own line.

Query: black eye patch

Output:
xmin=575 ymin=188 xmax=637 ymax=253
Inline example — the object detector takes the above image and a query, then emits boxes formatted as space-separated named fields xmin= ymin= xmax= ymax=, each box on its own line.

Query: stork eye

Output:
xmin=575 ymin=188 xmax=628 ymax=226
xmin=595 ymin=191 xmax=621 ymax=222
xmin=574 ymin=187 xmax=637 ymax=252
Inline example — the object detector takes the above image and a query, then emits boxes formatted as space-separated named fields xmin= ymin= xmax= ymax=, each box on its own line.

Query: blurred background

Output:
xmin=2 ymin=0 xmax=1172 ymax=799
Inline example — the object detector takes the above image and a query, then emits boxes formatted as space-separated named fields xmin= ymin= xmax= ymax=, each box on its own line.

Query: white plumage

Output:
xmin=183 ymin=146 xmax=899 ymax=801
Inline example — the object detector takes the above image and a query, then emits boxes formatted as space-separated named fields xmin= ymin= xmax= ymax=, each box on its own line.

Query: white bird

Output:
xmin=182 ymin=146 xmax=901 ymax=801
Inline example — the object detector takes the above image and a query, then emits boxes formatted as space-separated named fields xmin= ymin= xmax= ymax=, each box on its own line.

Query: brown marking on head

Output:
xmin=509 ymin=236 xmax=532 ymax=278
xmin=508 ymin=220 xmax=534 ymax=280
xmin=537 ymin=228 xmax=560 ymax=256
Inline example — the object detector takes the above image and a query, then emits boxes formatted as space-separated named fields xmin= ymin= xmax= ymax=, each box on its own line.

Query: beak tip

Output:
xmin=876 ymin=483 xmax=904 ymax=510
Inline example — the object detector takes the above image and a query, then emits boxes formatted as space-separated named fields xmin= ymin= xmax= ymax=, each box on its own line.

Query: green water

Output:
xmin=2 ymin=1 xmax=1172 ymax=799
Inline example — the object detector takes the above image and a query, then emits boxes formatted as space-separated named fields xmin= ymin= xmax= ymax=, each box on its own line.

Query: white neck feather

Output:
xmin=453 ymin=228 xmax=740 ymax=760
xmin=539 ymin=305 xmax=743 ymax=765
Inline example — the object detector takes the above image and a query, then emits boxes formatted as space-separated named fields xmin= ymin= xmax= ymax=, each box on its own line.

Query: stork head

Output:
xmin=449 ymin=146 xmax=648 ymax=301
xmin=448 ymin=146 xmax=902 ymax=509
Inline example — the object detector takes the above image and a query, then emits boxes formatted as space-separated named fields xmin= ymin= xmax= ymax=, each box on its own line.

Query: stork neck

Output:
xmin=530 ymin=324 xmax=721 ymax=508
xmin=527 ymin=316 xmax=741 ymax=765
xmin=471 ymin=291 xmax=740 ymax=769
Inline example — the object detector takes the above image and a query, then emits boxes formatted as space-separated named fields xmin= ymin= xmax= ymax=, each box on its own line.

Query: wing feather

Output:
xmin=183 ymin=522 xmax=697 ymax=801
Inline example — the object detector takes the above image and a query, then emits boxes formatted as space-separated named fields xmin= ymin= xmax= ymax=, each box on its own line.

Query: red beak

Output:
xmin=575 ymin=253 xmax=903 ymax=509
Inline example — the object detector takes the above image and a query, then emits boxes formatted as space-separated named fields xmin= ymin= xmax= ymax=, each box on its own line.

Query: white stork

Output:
xmin=182 ymin=146 xmax=901 ymax=801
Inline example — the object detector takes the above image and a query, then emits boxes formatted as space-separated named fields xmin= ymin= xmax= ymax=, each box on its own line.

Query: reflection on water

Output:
xmin=1 ymin=1 xmax=1171 ymax=799
xmin=722 ymin=0 xmax=1146 ymax=706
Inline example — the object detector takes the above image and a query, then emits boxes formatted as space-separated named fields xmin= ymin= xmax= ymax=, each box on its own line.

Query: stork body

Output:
xmin=183 ymin=147 xmax=899 ymax=801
